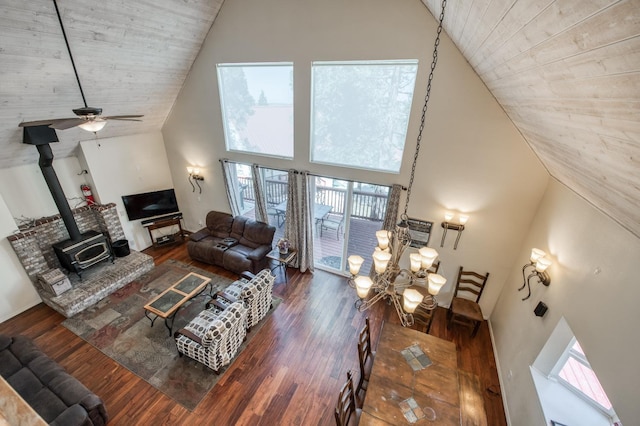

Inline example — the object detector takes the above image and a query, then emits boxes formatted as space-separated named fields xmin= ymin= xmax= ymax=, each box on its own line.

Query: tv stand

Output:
xmin=145 ymin=217 xmax=184 ymax=247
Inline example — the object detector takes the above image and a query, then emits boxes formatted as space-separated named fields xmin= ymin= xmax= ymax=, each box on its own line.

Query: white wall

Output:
xmin=162 ymin=0 xmax=549 ymax=317
xmin=78 ymin=131 xmax=175 ymax=250
xmin=0 ymin=156 xmax=87 ymax=222
xmin=490 ymin=180 xmax=640 ymax=425
xmin=0 ymin=193 xmax=40 ymax=322
xmin=0 ymin=156 xmax=87 ymax=322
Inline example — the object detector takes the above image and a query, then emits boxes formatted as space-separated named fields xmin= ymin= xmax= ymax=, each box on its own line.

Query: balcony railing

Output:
xmin=239 ymin=177 xmax=387 ymax=220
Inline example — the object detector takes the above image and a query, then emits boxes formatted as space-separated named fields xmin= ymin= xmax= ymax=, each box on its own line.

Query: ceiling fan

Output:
xmin=19 ymin=0 xmax=143 ymax=133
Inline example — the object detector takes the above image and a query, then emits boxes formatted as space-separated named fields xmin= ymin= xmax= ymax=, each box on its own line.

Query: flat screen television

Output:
xmin=121 ymin=189 xmax=179 ymax=221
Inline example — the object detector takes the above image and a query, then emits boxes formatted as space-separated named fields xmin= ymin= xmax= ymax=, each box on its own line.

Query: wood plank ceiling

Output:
xmin=421 ymin=0 xmax=640 ymax=237
xmin=0 ymin=0 xmax=638 ymax=236
xmin=0 ymin=0 xmax=222 ymax=164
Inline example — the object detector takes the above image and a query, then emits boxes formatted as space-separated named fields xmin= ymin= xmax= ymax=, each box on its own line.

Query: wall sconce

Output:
xmin=440 ymin=212 xmax=468 ymax=250
xmin=187 ymin=166 xmax=204 ymax=193
xmin=518 ymin=248 xmax=552 ymax=301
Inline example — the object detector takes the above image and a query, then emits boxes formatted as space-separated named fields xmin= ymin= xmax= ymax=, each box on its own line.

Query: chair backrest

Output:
xmin=358 ymin=318 xmax=373 ymax=369
xmin=453 ymin=266 xmax=490 ymax=303
xmin=335 ymin=370 xmax=357 ymax=426
xmin=413 ymin=302 xmax=434 ymax=330
xmin=233 ymin=269 xmax=274 ymax=328
xmin=428 ymin=260 xmax=440 ymax=274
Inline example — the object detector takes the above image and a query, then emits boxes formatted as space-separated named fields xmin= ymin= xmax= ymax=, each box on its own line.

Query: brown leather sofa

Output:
xmin=187 ymin=211 xmax=276 ymax=274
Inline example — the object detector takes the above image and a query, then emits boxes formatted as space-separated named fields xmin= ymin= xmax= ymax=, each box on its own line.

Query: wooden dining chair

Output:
xmin=356 ymin=318 xmax=374 ymax=403
xmin=413 ymin=301 xmax=435 ymax=334
xmin=335 ymin=370 xmax=360 ymax=426
xmin=447 ymin=266 xmax=490 ymax=337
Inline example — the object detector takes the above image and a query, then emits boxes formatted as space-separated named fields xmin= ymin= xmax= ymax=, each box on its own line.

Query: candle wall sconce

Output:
xmin=518 ymin=248 xmax=552 ymax=301
xmin=187 ymin=166 xmax=204 ymax=193
xmin=440 ymin=212 xmax=469 ymax=250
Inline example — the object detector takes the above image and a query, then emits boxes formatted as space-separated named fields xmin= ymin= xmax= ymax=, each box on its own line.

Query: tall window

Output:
xmin=217 ymin=63 xmax=294 ymax=158
xmin=310 ymin=60 xmax=419 ymax=173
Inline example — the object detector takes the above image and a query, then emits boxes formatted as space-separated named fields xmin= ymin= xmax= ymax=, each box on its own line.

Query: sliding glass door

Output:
xmin=313 ymin=177 xmax=389 ymax=275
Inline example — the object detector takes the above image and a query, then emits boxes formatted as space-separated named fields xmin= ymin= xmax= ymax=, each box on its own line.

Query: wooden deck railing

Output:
xmin=238 ymin=177 xmax=387 ymax=220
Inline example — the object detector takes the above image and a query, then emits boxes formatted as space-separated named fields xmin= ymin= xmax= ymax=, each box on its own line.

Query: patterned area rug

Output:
xmin=62 ymin=259 xmax=280 ymax=411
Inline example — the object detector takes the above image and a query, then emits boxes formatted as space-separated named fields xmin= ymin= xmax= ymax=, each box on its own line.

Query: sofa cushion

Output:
xmin=223 ymin=249 xmax=253 ymax=273
xmin=0 ymin=334 xmax=11 ymax=351
xmin=29 ymin=387 xmax=71 ymax=423
xmin=50 ymin=404 xmax=92 ymax=426
xmin=206 ymin=211 xmax=234 ymax=238
xmin=0 ymin=345 xmax=22 ymax=378
xmin=11 ymin=335 xmax=43 ymax=366
xmin=28 ymin=353 xmax=66 ymax=385
xmin=187 ymin=239 xmax=227 ymax=265
xmin=230 ymin=216 xmax=247 ymax=241
xmin=7 ymin=367 xmax=44 ymax=396
xmin=189 ymin=228 xmax=210 ymax=242
xmin=239 ymin=220 xmax=275 ymax=248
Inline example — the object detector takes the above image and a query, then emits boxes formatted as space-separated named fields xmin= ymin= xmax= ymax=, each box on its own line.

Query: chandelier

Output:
xmin=347 ymin=221 xmax=446 ymax=326
xmin=346 ymin=0 xmax=448 ymax=327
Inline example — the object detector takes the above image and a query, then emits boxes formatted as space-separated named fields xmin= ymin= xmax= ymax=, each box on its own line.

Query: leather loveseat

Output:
xmin=0 ymin=334 xmax=108 ymax=426
xmin=187 ymin=211 xmax=276 ymax=274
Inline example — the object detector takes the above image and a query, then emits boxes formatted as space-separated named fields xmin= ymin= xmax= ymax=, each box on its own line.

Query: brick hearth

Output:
xmin=7 ymin=203 xmax=154 ymax=317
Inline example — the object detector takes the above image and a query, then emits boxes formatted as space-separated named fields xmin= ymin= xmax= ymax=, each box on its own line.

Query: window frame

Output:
xmin=551 ymin=338 xmax=617 ymax=419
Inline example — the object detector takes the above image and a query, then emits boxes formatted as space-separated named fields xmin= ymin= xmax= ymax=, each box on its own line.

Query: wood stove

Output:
xmin=52 ymin=230 xmax=113 ymax=279
xmin=23 ymin=125 xmax=114 ymax=278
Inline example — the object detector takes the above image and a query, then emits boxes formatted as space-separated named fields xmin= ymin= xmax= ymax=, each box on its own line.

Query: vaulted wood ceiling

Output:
xmin=1 ymin=0 xmax=638 ymax=236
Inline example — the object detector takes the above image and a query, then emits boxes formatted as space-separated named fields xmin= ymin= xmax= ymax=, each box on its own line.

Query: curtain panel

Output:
xmin=251 ymin=164 xmax=269 ymax=223
xmin=220 ymin=159 xmax=242 ymax=217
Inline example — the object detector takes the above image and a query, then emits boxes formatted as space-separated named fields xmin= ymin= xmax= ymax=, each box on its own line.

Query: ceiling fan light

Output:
xmin=79 ymin=119 xmax=107 ymax=132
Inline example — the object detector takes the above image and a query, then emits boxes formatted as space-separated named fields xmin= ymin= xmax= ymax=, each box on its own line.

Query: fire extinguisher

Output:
xmin=81 ymin=184 xmax=95 ymax=205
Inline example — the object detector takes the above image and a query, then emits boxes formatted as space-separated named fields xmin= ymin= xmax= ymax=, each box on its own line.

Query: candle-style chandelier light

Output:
xmin=347 ymin=228 xmax=446 ymax=327
xmin=346 ymin=1 xmax=449 ymax=327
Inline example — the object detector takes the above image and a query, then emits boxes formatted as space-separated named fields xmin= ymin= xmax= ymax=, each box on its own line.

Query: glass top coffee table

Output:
xmin=144 ymin=272 xmax=212 ymax=335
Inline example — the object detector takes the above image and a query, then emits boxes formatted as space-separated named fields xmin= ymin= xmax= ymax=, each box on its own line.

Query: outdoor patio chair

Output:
xmin=320 ymin=214 xmax=344 ymax=240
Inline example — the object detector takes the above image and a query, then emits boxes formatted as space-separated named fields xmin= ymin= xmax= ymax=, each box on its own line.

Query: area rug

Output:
xmin=62 ymin=259 xmax=281 ymax=411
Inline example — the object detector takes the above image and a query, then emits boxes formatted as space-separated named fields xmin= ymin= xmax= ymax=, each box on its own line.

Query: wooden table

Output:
xmin=273 ymin=201 xmax=332 ymax=227
xmin=360 ymin=322 xmax=461 ymax=425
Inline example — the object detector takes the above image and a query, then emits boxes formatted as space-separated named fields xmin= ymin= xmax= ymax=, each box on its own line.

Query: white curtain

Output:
xmin=284 ymin=170 xmax=314 ymax=272
xmin=220 ymin=159 xmax=242 ymax=217
xmin=251 ymin=164 xmax=269 ymax=223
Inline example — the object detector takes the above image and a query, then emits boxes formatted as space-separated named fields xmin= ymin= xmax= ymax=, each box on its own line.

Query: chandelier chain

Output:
xmin=404 ymin=0 xmax=448 ymax=216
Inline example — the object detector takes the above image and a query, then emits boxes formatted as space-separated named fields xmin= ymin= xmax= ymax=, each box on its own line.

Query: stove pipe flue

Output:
xmin=23 ymin=125 xmax=82 ymax=241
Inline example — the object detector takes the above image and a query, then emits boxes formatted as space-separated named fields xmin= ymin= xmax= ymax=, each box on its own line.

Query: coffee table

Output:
xmin=144 ymin=272 xmax=212 ymax=335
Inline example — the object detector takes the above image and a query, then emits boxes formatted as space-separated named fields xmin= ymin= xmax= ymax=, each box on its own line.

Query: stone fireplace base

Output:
xmin=7 ymin=203 xmax=155 ymax=317
xmin=41 ymin=251 xmax=154 ymax=317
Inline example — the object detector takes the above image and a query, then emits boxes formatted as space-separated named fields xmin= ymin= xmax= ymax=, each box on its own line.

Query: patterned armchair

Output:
xmin=214 ymin=269 xmax=275 ymax=330
xmin=174 ymin=301 xmax=248 ymax=373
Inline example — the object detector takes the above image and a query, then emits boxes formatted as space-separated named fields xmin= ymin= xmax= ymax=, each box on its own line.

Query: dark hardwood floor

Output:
xmin=0 ymin=242 xmax=506 ymax=425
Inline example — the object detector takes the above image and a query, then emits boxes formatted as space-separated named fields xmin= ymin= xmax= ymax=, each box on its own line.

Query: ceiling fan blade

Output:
xmin=19 ymin=118 xmax=75 ymax=127
xmin=102 ymin=115 xmax=144 ymax=119
xmin=49 ymin=118 xmax=85 ymax=130
xmin=105 ymin=118 xmax=143 ymax=122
